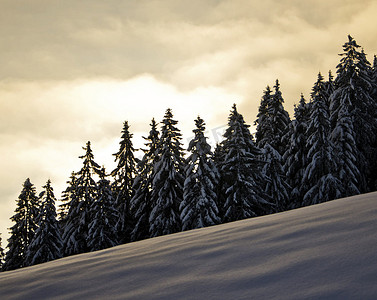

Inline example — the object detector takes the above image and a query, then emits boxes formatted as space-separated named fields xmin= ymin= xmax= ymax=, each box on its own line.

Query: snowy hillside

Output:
xmin=1 ymin=192 xmax=377 ymax=299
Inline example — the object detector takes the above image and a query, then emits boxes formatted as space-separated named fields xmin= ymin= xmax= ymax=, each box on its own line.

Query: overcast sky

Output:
xmin=1 ymin=0 xmax=377 ymax=242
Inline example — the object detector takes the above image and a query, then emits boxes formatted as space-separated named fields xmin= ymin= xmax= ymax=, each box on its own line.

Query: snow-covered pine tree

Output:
xmin=180 ymin=116 xmax=220 ymax=231
xmin=58 ymin=172 xmax=77 ymax=225
xmin=25 ymin=180 xmax=63 ymax=266
xmin=87 ymin=168 xmax=119 ymax=251
xmin=62 ymin=141 xmax=101 ymax=256
xmin=323 ymin=71 xmax=335 ymax=108
xmin=283 ymin=94 xmax=311 ymax=208
xmin=302 ymin=73 xmax=343 ymax=206
xmin=221 ymin=104 xmax=270 ymax=222
xmin=111 ymin=121 xmax=137 ymax=244
xmin=330 ymin=35 xmax=377 ymax=193
xmin=262 ymin=143 xmax=290 ymax=213
xmin=271 ymin=80 xmax=291 ymax=155
xmin=149 ymin=109 xmax=184 ymax=237
xmin=330 ymin=108 xmax=360 ymax=197
xmin=255 ymin=85 xmax=273 ymax=149
xmin=255 ymin=81 xmax=291 ymax=156
xmin=2 ymin=178 xmax=39 ymax=271
xmin=130 ymin=119 xmax=159 ymax=242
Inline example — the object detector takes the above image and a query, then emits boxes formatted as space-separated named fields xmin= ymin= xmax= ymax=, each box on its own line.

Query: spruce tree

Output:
xmin=330 ymin=35 xmax=377 ymax=192
xmin=87 ymin=168 xmax=119 ymax=251
xmin=130 ymin=119 xmax=159 ymax=242
xmin=111 ymin=121 xmax=137 ymax=244
xmin=271 ymin=79 xmax=291 ymax=155
xmin=62 ymin=141 xmax=101 ymax=256
xmin=25 ymin=180 xmax=63 ymax=266
xmin=180 ymin=116 xmax=220 ymax=231
xmin=303 ymin=74 xmax=342 ymax=206
xmin=323 ymin=71 xmax=335 ymax=108
xmin=255 ymin=85 xmax=273 ymax=149
xmin=255 ymin=81 xmax=290 ymax=155
xmin=262 ymin=143 xmax=290 ymax=213
xmin=58 ymin=172 xmax=77 ymax=225
xmin=3 ymin=178 xmax=39 ymax=271
xmin=283 ymin=94 xmax=310 ymax=208
xmin=330 ymin=108 xmax=360 ymax=197
xmin=221 ymin=104 xmax=269 ymax=222
xmin=149 ymin=109 xmax=184 ymax=237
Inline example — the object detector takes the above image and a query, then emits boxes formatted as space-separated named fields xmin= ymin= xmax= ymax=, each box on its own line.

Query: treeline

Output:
xmin=1 ymin=35 xmax=376 ymax=271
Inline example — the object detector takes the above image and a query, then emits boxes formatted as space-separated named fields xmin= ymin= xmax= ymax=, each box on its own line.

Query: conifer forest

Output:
xmin=1 ymin=35 xmax=377 ymax=271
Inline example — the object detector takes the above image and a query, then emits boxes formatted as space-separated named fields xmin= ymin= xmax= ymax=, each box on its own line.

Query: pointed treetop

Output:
xmin=344 ymin=34 xmax=360 ymax=51
xmin=24 ymin=178 xmax=33 ymax=188
xmin=164 ymin=108 xmax=173 ymax=120
xmin=299 ymin=93 xmax=306 ymax=105
xmin=328 ymin=70 xmax=334 ymax=82
xmin=80 ymin=141 xmax=94 ymax=159
xmin=193 ymin=116 xmax=206 ymax=134
xmin=273 ymin=79 xmax=286 ymax=105
xmin=123 ymin=120 xmax=130 ymax=129
xmin=311 ymin=72 xmax=325 ymax=98
xmin=317 ymin=72 xmax=324 ymax=81
xmin=40 ymin=179 xmax=53 ymax=196
xmin=274 ymin=79 xmax=280 ymax=91
xmin=229 ymin=103 xmax=239 ymax=120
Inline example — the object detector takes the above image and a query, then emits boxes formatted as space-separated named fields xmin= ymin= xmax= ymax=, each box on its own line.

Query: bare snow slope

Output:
xmin=1 ymin=192 xmax=377 ymax=300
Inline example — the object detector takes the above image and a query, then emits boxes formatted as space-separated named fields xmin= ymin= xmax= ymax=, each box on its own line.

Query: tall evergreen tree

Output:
xmin=255 ymin=81 xmax=290 ymax=155
xmin=323 ymin=70 xmax=335 ymax=108
xmin=111 ymin=121 xmax=137 ymax=244
xmin=180 ymin=116 xmax=220 ymax=231
xmin=262 ymin=143 xmax=290 ymax=213
xmin=255 ymin=85 xmax=273 ymax=148
xmin=58 ymin=172 xmax=77 ymax=224
xmin=221 ymin=104 xmax=269 ymax=222
xmin=149 ymin=109 xmax=184 ymax=237
xmin=330 ymin=108 xmax=360 ymax=197
xmin=283 ymin=94 xmax=310 ymax=208
xmin=2 ymin=179 xmax=39 ymax=271
xmin=130 ymin=119 xmax=159 ymax=242
xmin=87 ymin=168 xmax=119 ymax=251
xmin=25 ymin=180 xmax=63 ymax=266
xmin=330 ymin=35 xmax=377 ymax=192
xmin=62 ymin=141 xmax=101 ymax=256
xmin=303 ymin=74 xmax=342 ymax=206
xmin=270 ymin=79 xmax=291 ymax=155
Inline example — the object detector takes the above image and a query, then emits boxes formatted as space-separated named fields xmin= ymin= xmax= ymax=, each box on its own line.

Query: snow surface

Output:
xmin=1 ymin=192 xmax=377 ymax=299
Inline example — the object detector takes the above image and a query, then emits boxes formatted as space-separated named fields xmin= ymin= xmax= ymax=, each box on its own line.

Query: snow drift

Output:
xmin=1 ymin=192 xmax=377 ymax=299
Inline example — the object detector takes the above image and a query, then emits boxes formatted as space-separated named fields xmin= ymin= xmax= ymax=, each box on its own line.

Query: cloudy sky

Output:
xmin=1 ymin=0 xmax=377 ymax=242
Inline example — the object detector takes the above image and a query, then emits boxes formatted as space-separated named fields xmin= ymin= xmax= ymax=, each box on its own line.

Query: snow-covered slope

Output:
xmin=1 ymin=192 xmax=377 ymax=300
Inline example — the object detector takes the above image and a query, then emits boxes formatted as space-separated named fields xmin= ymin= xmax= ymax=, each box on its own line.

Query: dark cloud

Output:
xmin=1 ymin=0 xmax=376 ymax=84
